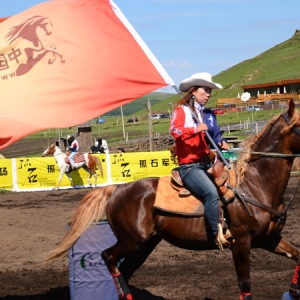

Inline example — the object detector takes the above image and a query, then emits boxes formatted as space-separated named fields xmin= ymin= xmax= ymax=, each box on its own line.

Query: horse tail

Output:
xmin=44 ymin=185 xmax=116 ymax=265
xmin=95 ymin=155 xmax=103 ymax=177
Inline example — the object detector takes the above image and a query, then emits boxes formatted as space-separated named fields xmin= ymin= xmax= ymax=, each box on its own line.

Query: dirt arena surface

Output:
xmin=1 ymin=177 xmax=300 ymax=300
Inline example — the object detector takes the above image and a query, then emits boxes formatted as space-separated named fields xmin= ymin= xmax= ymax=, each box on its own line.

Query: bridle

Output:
xmin=282 ymin=112 xmax=300 ymax=137
xmin=248 ymin=112 xmax=300 ymax=158
xmin=44 ymin=144 xmax=63 ymax=157
xmin=227 ymin=111 xmax=300 ymax=223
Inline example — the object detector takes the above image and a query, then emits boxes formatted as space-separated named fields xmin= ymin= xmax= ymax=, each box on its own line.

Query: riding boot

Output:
xmin=215 ymin=208 xmax=234 ymax=249
xmin=215 ymin=223 xmax=234 ymax=250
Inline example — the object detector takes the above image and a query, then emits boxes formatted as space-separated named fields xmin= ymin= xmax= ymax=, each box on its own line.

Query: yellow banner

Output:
xmin=15 ymin=155 xmax=108 ymax=191
xmin=0 ymin=159 xmax=13 ymax=190
xmin=110 ymin=151 xmax=177 ymax=183
xmin=3 ymin=151 xmax=177 ymax=191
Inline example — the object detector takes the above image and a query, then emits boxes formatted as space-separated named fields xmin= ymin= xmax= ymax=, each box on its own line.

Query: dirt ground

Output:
xmin=1 ymin=177 xmax=300 ymax=300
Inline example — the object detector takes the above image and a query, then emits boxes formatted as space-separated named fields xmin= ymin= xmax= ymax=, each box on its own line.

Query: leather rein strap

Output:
xmin=227 ymin=181 xmax=300 ymax=225
xmin=227 ymin=112 xmax=300 ymax=219
xmin=283 ymin=112 xmax=300 ymax=137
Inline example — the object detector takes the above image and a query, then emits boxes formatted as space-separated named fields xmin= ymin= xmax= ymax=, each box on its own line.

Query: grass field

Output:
xmin=25 ymin=106 xmax=286 ymax=143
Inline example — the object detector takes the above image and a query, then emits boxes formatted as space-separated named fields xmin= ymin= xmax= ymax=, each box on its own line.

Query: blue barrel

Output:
xmin=68 ymin=221 xmax=118 ymax=300
xmin=282 ymin=292 xmax=292 ymax=300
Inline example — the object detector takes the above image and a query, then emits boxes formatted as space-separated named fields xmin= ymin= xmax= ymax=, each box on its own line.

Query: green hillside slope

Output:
xmin=104 ymin=92 xmax=173 ymax=116
xmin=212 ymin=30 xmax=300 ymax=104
xmin=125 ymin=29 xmax=300 ymax=116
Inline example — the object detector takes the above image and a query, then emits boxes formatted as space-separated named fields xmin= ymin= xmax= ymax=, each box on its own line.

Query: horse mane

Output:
xmin=235 ymin=109 xmax=299 ymax=185
xmin=6 ymin=16 xmax=49 ymax=45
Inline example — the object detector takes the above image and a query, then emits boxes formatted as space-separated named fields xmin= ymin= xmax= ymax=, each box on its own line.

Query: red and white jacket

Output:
xmin=170 ymin=105 xmax=209 ymax=165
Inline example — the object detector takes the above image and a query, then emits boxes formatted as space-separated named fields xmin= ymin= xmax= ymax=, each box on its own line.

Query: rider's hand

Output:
xmin=197 ymin=123 xmax=208 ymax=132
xmin=219 ymin=141 xmax=230 ymax=150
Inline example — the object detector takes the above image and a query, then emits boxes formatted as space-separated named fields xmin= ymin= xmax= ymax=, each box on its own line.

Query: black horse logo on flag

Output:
xmin=5 ymin=15 xmax=65 ymax=76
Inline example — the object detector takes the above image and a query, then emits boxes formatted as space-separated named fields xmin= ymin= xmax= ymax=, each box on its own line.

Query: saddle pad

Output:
xmin=154 ymin=176 xmax=204 ymax=217
xmin=74 ymin=153 xmax=85 ymax=163
xmin=65 ymin=153 xmax=85 ymax=164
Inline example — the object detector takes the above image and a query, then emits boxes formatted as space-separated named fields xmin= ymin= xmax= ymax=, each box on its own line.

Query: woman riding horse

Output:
xmin=170 ymin=72 xmax=232 ymax=249
xmin=45 ymin=99 xmax=300 ymax=300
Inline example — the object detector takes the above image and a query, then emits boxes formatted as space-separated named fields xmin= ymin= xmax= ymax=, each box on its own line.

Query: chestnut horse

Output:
xmin=46 ymin=100 xmax=300 ymax=299
xmin=42 ymin=143 xmax=103 ymax=190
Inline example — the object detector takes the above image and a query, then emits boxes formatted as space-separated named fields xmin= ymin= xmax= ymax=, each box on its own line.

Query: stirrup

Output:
xmin=215 ymin=223 xmax=235 ymax=250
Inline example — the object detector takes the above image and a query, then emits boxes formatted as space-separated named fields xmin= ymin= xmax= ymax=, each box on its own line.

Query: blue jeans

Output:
xmin=69 ymin=151 xmax=77 ymax=167
xmin=179 ymin=163 xmax=219 ymax=235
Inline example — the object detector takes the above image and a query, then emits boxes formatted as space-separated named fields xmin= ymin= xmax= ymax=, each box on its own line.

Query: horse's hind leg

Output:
xmin=93 ymin=174 xmax=98 ymax=187
xmin=102 ymin=242 xmax=134 ymax=300
xmin=119 ymin=235 xmax=162 ymax=282
xmin=83 ymin=166 xmax=93 ymax=187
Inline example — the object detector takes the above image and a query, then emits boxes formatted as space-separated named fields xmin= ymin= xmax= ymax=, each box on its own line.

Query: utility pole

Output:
xmin=169 ymin=102 xmax=173 ymax=116
xmin=145 ymin=99 xmax=153 ymax=151
xmin=120 ymin=106 xmax=126 ymax=138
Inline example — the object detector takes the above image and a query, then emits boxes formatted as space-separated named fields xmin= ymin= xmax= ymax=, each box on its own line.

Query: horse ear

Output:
xmin=287 ymin=99 xmax=295 ymax=118
xmin=55 ymin=141 xmax=59 ymax=147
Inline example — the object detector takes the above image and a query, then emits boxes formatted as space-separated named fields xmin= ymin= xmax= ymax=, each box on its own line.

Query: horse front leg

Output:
xmin=260 ymin=235 xmax=300 ymax=299
xmin=82 ymin=166 xmax=93 ymax=187
xmin=55 ymin=170 xmax=65 ymax=190
xmin=259 ymin=234 xmax=299 ymax=261
xmin=65 ymin=172 xmax=74 ymax=188
xmin=231 ymin=237 xmax=253 ymax=300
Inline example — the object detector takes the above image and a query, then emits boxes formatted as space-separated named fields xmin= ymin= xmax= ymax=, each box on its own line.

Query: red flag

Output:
xmin=0 ymin=0 xmax=174 ymax=150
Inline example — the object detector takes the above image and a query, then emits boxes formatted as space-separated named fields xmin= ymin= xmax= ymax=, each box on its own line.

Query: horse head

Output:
xmin=236 ymin=98 xmax=300 ymax=186
xmin=6 ymin=16 xmax=64 ymax=76
xmin=42 ymin=143 xmax=57 ymax=157
xmin=6 ymin=16 xmax=51 ymax=47
xmin=283 ymin=99 xmax=300 ymax=154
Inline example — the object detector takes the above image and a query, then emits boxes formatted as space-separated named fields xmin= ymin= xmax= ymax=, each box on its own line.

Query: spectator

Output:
xmin=91 ymin=138 xmax=109 ymax=154
xmin=117 ymin=147 xmax=126 ymax=153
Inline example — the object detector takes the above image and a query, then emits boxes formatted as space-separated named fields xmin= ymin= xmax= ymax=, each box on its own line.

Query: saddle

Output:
xmin=171 ymin=160 xmax=236 ymax=202
xmin=65 ymin=152 xmax=85 ymax=165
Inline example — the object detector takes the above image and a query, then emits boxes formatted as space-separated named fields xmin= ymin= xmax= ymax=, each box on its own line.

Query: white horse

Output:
xmin=42 ymin=143 xmax=103 ymax=190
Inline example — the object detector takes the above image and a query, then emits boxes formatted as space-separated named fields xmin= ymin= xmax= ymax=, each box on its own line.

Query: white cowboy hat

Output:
xmin=179 ymin=72 xmax=222 ymax=92
xmin=67 ymin=135 xmax=73 ymax=139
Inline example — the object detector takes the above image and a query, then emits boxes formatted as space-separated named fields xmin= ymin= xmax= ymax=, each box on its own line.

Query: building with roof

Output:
xmin=217 ymin=78 xmax=300 ymax=108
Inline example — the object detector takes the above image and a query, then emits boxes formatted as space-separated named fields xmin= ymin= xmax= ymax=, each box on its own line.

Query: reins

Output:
xmin=236 ymin=112 xmax=300 ymax=158
xmin=249 ymin=151 xmax=300 ymax=158
xmin=227 ymin=111 xmax=300 ymax=219
xmin=227 ymin=180 xmax=300 ymax=229
xmin=274 ymin=180 xmax=300 ymax=232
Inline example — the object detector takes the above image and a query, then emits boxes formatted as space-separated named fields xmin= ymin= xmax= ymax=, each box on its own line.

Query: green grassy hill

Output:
xmin=212 ymin=30 xmax=300 ymax=103
xmin=123 ymin=29 xmax=300 ymax=118
xmin=104 ymin=92 xmax=173 ymax=116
